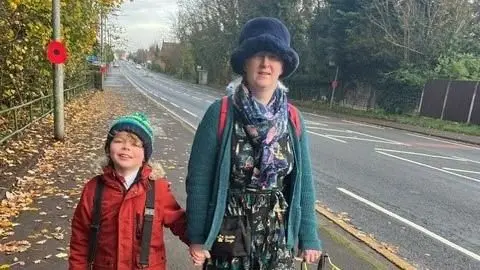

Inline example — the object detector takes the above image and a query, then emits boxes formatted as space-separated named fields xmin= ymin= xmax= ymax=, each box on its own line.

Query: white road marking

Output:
xmin=348 ymin=130 xmax=403 ymax=144
xmin=123 ymin=74 xmax=196 ymax=130
xmin=374 ymin=148 xmax=470 ymax=162
xmin=442 ymin=168 xmax=480 ymax=175
xmin=327 ymin=135 xmax=404 ymax=145
xmin=307 ymin=131 xmax=347 ymax=143
xmin=451 ymin=156 xmax=480 ymax=165
xmin=170 ymin=102 xmax=180 ymax=108
xmin=307 ymin=127 xmax=348 ymax=132
xmin=182 ymin=109 xmax=198 ymax=118
xmin=191 ymin=96 xmax=202 ymax=101
xmin=337 ymin=187 xmax=480 ymax=262
xmin=342 ymin=120 xmax=385 ymax=129
xmin=305 ymin=121 xmax=329 ymax=127
xmin=376 ymin=151 xmax=480 ymax=183
xmin=160 ymin=97 xmax=167 ymax=102
xmin=304 ymin=112 xmax=330 ymax=119
xmin=406 ymin=133 xmax=480 ymax=150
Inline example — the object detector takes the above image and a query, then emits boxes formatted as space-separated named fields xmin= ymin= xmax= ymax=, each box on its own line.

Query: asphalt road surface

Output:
xmin=117 ymin=61 xmax=480 ymax=270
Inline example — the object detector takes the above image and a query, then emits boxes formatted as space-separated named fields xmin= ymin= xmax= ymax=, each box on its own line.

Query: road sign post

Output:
xmin=330 ymin=66 xmax=339 ymax=108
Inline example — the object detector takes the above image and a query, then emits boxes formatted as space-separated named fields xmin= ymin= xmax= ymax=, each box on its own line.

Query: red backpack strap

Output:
xmin=217 ymin=96 xmax=229 ymax=140
xmin=287 ymin=103 xmax=302 ymax=138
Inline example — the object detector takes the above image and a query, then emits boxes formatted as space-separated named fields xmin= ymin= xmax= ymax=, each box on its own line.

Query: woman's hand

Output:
xmin=301 ymin=249 xmax=322 ymax=264
xmin=189 ymin=244 xmax=211 ymax=266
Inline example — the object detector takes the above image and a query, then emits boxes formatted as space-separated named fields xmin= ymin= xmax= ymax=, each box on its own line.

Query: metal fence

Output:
xmin=420 ymin=79 xmax=479 ymax=124
xmin=0 ymin=73 xmax=94 ymax=144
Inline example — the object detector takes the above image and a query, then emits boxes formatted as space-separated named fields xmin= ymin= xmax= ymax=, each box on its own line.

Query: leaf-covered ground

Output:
xmin=0 ymin=90 xmax=125 ymax=268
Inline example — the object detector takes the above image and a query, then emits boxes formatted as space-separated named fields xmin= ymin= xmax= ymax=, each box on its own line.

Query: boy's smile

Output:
xmin=109 ymin=131 xmax=145 ymax=175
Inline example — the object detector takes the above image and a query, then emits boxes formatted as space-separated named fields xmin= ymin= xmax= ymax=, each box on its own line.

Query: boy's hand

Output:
xmin=189 ymin=244 xmax=210 ymax=266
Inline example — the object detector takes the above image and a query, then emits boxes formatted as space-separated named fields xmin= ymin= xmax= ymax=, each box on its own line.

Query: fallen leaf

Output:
xmin=5 ymin=192 xmax=14 ymax=200
xmin=34 ymin=260 xmax=41 ymax=264
xmin=39 ymin=212 xmax=47 ymax=216
xmin=55 ymin=252 xmax=68 ymax=258
xmin=56 ymin=206 xmax=62 ymax=210
xmin=36 ymin=240 xmax=47 ymax=245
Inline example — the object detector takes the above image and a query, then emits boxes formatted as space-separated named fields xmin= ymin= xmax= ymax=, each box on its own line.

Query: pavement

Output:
xmin=0 ymin=70 xmax=399 ymax=269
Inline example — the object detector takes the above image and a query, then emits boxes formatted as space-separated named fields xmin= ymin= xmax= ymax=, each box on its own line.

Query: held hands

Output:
xmin=300 ymin=249 xmax=322 ymax=264
xmin=189 ymin=244 xmax=211 ymax=266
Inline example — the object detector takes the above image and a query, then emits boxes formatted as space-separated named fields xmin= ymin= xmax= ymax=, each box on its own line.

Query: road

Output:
xmin=119 ymin=61 xmax=480 ymax=270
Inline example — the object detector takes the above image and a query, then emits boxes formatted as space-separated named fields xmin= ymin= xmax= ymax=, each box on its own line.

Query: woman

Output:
xmin=186 ymin=17 xmax=322 ymax=269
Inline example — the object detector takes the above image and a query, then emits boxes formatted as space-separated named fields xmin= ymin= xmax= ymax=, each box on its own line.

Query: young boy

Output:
xmin=68 ymin=112 xmax=188 ymax=270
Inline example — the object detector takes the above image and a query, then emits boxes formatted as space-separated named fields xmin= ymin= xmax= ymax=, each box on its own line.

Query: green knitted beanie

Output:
xmin=105 ymin=112 xmax=154 ymax=160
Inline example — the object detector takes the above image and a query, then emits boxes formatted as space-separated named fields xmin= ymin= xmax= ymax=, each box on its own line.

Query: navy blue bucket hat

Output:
xmin=230 ymin=17 xmax=299 ymax=79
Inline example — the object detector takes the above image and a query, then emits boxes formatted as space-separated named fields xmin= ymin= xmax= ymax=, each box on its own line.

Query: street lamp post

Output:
xmin=52 ymin=0 xmax=64 ymax=140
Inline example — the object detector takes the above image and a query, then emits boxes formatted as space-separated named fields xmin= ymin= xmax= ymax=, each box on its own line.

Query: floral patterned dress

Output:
xmin=207 ymin=120 xmax=295 ymax=270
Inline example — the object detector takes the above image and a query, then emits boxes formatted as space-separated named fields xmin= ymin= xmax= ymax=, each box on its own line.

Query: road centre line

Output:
xmin=442 ymin=168 xmax=480 ymax=175
xmin=348 ymin=130 xmax=403 ymax=144
xmin=451 ymin=156 xmax=480 ymax=165
xmin=307 ymin=131 xmax=347 ymax=143
xmin=337 ymin=187 xmax=480 ymax=262
xmin=376 ymin=151 xmax=480 ymax=183
xmin=326 ymin=135 xmax=404 ymax=145
xmin=305 ymin=121 xmax=329 ymax=127
xmin=123 ymin=73 xmax=197 ymax=130
xmin=182 ymin=109 xmax=198 ymax=118
xmin=307 ymin=127 xmax=348 ymax=132
xmin=406 ymin=133 xmax=480 ymax=150
xmin=342 ymin=120 xmax=385 ymax=130
xmin=304 ymin=112 xmax=330 ymax=119
xmin=375 ymin=148 xmax=472 ymax=162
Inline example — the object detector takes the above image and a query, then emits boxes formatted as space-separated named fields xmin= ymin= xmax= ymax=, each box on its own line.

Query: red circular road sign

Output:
xmin=46 ymin=41 xmax=67 ymax=64
xmin=100 ymin=65 xmax=107 ymax=73
xmin=331 ymin=80 xmax=338 ymax=89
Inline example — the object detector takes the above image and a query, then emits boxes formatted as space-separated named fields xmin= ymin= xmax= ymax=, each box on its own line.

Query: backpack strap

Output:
xmin=87 ymin=176 xmax=104 ymax=268
xmin=217 ymin=96 xmax=229 ymax=140
xmin=287 ymin=103 xmax=302 ymax=138
xmin=139 ymin=180 xmax=156 ymax=266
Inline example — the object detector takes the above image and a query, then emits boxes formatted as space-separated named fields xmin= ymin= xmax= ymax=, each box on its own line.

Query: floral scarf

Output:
xmin=233 ymin=84 xmax=289 ymax=189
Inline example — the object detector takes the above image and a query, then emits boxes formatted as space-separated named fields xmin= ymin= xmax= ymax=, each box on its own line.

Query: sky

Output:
xmin=113 ymin=0 xmax=178 ymax=51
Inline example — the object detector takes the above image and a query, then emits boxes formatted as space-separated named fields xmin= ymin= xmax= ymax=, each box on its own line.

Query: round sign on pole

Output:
xmin=100 ymin=64 xmax=107 ymax=74
xmin=46 ymin=41 xmax=67 ymax=64
xmin=331 ymin=80 xmax=338 ymax=89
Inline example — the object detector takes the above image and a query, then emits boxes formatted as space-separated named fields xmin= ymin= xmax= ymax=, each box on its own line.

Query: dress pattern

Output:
xmin=207 ymin=120 xmax=295 ymax=270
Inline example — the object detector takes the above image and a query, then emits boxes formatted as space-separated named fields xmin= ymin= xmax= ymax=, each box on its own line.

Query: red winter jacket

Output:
xmin=69 ymin=165 xmax=188 ymax=270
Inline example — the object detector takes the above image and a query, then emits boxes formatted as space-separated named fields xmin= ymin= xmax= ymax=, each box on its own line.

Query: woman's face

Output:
xmin=244 ymin=52 xmax=283 ymax=93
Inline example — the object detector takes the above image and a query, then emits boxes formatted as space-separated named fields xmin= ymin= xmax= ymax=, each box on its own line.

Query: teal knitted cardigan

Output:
xmin=186 ymin=98 xmax=321 ymax=251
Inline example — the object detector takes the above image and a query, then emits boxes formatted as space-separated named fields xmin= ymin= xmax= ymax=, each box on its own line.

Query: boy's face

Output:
xmin=109 ymin=131 xmax=145 ymax=172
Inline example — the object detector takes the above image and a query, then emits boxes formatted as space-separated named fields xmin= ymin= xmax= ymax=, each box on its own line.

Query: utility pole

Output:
xmin=100 ymin=8 xmax=104 ymax=63
xmin=52 ymin=0 xmax=64 ymax=140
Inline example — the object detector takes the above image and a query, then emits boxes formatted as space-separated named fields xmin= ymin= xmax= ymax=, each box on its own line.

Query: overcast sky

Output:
xmin=113 ymin=0 xmax=178 ymax=51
